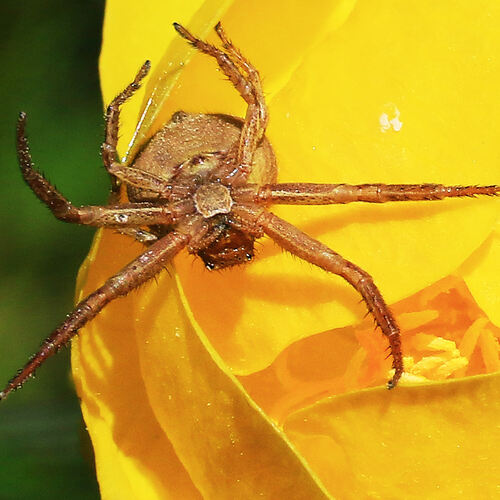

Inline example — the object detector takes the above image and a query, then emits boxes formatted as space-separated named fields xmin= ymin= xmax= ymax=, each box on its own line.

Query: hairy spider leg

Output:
xmin=100 ymin=61 xmax=180 ymax=198
xmin=101 ymin=60 xmax=150 ymax=188
xmin=16 ymin=113 xmax=183 ymax=229
xmin=232 ymin=204 xmax=404 ymax=388
xmin=252 ymin=183 xmax=500 ymax=204
xmin=214 ymin=23 xmax=268 ymax=158
xmin=174 ymin=23 xmax=268 ymax=185
xmin=0 ymin=232 xmax=189 ymax=401
xmin=233 ymin=182 xmax=500 ymax=205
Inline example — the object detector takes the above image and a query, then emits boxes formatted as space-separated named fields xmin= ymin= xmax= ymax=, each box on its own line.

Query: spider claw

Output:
xmin=387 ymin=379 xmax=396 ymax=390
xmin=173 ymin=22 xmax=194 ymax=42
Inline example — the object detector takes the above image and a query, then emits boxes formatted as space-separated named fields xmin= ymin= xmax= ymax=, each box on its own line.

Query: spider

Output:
xmin=1 ymin=22 xmax=498 ymax=401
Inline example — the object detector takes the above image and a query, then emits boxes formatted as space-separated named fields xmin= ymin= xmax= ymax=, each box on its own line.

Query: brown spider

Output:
xmin=1 ymin=22 xmax=498 ymax=401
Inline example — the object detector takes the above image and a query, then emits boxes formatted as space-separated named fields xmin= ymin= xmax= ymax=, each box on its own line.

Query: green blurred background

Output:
xmin=0 ymin=1 xmax=107 ymax=498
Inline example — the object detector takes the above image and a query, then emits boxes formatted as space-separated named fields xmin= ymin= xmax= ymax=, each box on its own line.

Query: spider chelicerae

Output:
xmin=1 ymin=22 xmax=498 ymax=401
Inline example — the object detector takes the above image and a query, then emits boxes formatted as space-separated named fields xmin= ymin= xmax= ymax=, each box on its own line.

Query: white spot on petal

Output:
xmin=379 ymin=103 xmax=403 ymax=133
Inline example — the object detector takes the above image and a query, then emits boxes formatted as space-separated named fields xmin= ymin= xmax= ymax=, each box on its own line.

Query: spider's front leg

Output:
xmin=174 ymin=23 xmax=268 ymax=185
xmin=0 ymin=231 xmax=189 ymax=401
xmin=232 ymin=204 xmax=404 ymax=388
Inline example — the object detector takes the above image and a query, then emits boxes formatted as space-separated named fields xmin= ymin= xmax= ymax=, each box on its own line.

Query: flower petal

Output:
xmin=237 ymin=276 xmax=500 ymax=422
xmin=283 ymin=373 xmax=500 ymax=499
xmin=74 ymin=1 xmax=500 ymax=497
xmin=136 ymin=261 xmax=332 ymax=499
xmin=461 ymin=222 xmax=500 ymax=327
xmin=73 ymin=232 xmax=331 ymax=499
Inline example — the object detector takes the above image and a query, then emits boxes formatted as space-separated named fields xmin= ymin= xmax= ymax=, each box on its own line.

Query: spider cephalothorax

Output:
xmin=1 ymin=22 xmax=498 ymax=401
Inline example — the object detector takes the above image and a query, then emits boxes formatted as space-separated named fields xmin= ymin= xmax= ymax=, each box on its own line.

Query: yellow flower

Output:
xmin=72 ymin=0 xmax=500 ymax=498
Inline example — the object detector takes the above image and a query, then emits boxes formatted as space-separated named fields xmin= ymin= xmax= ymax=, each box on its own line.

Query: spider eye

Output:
xmin=205 ymin=262 xmax=216 ymax=270
xmin=191 ymin=155 xmax=205 ymax=165
xmin=245 ymin=253 xmax=253 ymax=261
